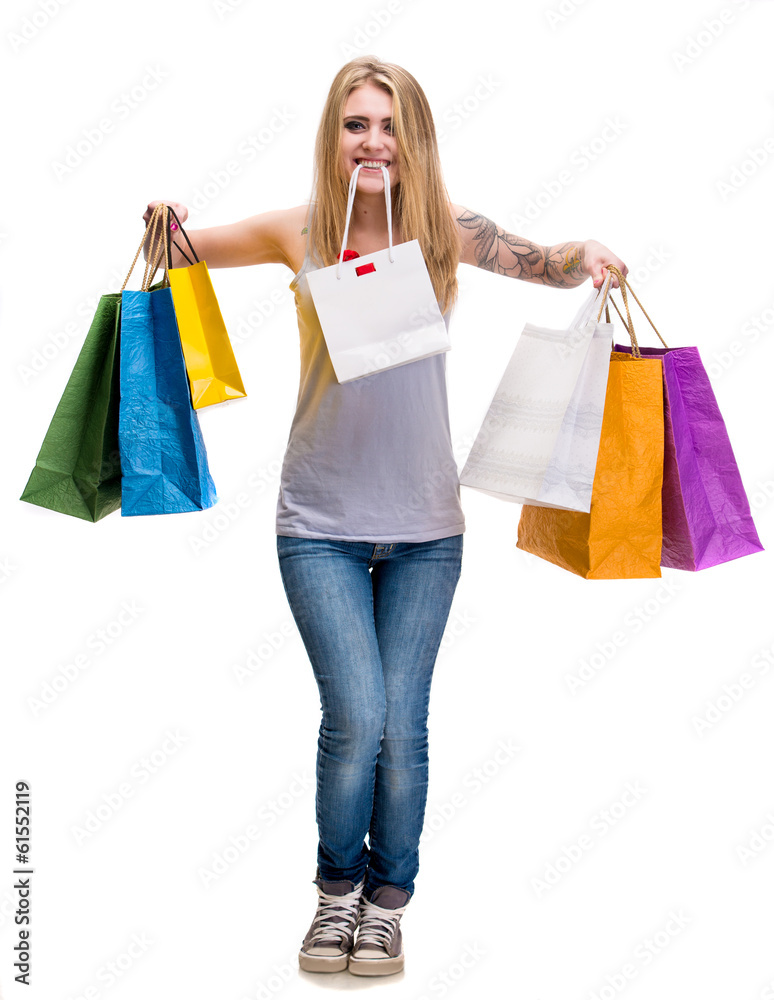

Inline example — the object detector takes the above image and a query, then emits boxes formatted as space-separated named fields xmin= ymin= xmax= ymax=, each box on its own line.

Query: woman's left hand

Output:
xmin=583 ymin=240 xmax=628 ymax=288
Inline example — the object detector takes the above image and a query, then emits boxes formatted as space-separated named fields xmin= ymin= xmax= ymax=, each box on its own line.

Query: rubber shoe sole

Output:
xmin=298 ymin=949 xmax=349 ymax=973
xmin=348 ymin=951 xmax=404 ymax=976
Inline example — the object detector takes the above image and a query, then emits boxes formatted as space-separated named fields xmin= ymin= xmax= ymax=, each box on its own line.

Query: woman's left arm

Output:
xmin=452 ymin=205 xmax=628 ymax=289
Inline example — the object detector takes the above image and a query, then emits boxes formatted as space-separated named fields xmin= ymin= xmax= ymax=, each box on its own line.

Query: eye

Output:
xmin=344 ymin=121 xmax=364 ymax=131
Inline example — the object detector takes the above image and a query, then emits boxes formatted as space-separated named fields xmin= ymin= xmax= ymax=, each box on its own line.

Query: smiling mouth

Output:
xmin=355 ymin=159 xmax=391 ymax=170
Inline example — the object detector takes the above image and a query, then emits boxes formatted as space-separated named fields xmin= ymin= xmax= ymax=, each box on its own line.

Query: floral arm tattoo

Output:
xmin=456 ymin=209 xmax=586 ymax=288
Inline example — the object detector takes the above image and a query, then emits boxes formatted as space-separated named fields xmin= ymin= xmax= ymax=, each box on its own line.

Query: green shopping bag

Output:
xmin=20 ymin=204 xmax=173 ymax=521
xmin=20 ymin=294 xmax=123 ymax=521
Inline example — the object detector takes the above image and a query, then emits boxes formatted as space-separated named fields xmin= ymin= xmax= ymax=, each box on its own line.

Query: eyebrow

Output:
xmin=343 ymin=115 xmax=393 ymax=122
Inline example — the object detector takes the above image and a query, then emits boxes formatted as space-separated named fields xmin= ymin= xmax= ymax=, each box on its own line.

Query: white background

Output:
xmin=2 ymin=1 xmax=774 ymax=998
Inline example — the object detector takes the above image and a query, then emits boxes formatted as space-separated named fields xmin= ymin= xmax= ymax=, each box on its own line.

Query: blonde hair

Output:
xmin=308 ymin=55 xmax=460 ymax=315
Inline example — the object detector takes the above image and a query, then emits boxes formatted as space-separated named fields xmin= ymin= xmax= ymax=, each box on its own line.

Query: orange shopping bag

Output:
xmin=517 ymin=268 xmax=664 ymax=579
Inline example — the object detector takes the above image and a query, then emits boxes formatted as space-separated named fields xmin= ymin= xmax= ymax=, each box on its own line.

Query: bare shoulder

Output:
xmin=270 ymin=203 xmax=312 ymax=273
xmin=232 ymin=203 xmax=310 ymax=270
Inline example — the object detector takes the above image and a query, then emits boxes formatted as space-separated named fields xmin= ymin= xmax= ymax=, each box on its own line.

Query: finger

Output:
xmin=143 ymin=200 xmax=163 ymax=224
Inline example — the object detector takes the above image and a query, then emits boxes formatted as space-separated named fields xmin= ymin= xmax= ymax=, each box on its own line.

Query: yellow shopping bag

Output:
xmin=163 ymin=206 xmax=247 ymax=409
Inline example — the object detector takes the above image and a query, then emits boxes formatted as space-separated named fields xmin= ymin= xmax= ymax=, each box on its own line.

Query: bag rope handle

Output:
xmin=606 ymin=264 xmax=669 ymax=355
xmin=122 ymin=203 xmax=198 ymax=294
xmin=122 ymin=204 xmax=164 ymax=291
xmin=593 ymin=271 xmax=614 ymax=322
xmin=143 ymin=204 xmax=171 ymax=291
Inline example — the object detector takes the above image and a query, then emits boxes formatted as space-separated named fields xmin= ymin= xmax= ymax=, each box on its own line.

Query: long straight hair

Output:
xmin=308 ymin=56 xmax=460 ymax=315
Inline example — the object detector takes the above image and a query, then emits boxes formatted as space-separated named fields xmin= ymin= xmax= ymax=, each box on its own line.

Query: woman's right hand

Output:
xmin=143 ymin=200 xmax=189 ymax=227
xmin=141 ymin=200 xmax=190 ymax=266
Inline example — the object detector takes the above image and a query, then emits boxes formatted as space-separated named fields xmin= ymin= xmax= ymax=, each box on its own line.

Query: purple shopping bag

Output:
xmin=605 ymin=264 xmax=762 ymax=572
xmin=614 ymin=343 xmax=763 ymax=570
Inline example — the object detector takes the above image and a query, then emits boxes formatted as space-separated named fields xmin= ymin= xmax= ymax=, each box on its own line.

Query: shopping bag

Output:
xmin=610 ymin=277 xmax=763 ymax=570
xmin=459 ymin=273 xmax=614 ymax=511
xmin=517 ymin=271 xmax=665 ymax=579
xmin=20 ymin=294 xmax=122 ymax=521
xmin=119 ymin=205 xmax=218 ymax=516
xmin=164 ymin=207 xmax=247 ymax=409
xmin=306 ymin=163 xmax=450 ymax=383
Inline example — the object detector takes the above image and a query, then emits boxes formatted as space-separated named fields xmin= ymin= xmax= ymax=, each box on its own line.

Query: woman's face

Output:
xmin=339 ymin=82 xmax=400 ymax=194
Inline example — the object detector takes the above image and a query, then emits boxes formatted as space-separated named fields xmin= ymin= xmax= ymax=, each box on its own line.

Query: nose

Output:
xmin=362 ymin=126 xmax=386 ymax=152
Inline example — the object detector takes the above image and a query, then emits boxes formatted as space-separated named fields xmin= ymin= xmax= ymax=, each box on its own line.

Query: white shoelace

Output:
xmin=308 ymin=883 xmax=364 ymax=946
xmin=356 ymin=897 xmax=408 ymax=951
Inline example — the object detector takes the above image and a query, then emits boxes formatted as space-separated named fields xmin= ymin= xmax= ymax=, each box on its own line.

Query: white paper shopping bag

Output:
xmin=306 ymin=163 xmax=450 ymax=383
xmin=459 ymin=274 xmax=614 ymax=512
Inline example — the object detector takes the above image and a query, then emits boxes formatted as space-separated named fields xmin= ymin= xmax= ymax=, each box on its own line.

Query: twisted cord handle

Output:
xmin=607 ymin=264 xmax=669 ymax=356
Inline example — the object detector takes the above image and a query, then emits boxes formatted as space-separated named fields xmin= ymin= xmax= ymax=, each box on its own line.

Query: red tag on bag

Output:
xmin=355 ymin=262 xmax=376 ymax=276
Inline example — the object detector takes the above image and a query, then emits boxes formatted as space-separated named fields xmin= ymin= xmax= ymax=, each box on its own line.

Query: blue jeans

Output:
xmin=276 ymin=533 xmax=464 ymax=899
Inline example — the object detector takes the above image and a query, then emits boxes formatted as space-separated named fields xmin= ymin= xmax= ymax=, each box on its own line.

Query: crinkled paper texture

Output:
xmin=20 ymin=294 xmax=122 ymax=522
xmin=517 ymin=353 xmax=664 ymax=579
xmin=118 ymin=286 xmax=217 ymax=516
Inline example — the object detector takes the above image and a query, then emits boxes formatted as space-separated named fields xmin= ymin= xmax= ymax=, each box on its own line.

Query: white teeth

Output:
xmin=357 ymin=160 xmax=389 ymax=168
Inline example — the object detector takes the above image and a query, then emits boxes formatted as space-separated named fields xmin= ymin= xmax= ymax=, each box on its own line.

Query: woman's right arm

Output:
xmin=141 ymin=200 xmax=307 ymax=271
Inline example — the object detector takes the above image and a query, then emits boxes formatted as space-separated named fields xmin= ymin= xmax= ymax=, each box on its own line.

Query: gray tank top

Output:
xmin=275 ymin=208 xmax=465 ymax=542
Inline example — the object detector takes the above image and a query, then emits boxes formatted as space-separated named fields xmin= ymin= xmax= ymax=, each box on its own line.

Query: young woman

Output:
xmin=144 ymin=55 xmax=627 ymax=978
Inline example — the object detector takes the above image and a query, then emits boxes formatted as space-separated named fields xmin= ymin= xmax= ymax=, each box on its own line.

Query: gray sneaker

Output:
xmin=348 ymin=885 xmax=410 ymax=976
xmin=298 ymin=876 xmax=365 ymax=973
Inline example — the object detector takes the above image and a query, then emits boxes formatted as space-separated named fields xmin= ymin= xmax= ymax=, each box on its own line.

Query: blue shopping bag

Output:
xmin=119 ymin=284 xmax=217 ymax=516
